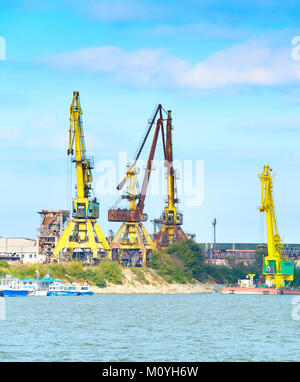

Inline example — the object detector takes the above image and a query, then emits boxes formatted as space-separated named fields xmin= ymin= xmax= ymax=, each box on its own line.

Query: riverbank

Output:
xmin=0 ymin=260 xmax=217 ymax=295
xmin=78 ymin=268 xmax=217 ymax=294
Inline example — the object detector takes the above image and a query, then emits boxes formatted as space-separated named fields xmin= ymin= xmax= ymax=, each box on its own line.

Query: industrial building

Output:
xmin=203 ymin=242 xmax=300 ymax=267
xmin=0 ymin=237 xmax=43 ymax=264
xmin=37 ymin=210 xmax=69 ymax=262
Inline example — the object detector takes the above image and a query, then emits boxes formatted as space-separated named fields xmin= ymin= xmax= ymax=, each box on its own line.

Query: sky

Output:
xmin=1 ymin=0 xmax=300 ymax=243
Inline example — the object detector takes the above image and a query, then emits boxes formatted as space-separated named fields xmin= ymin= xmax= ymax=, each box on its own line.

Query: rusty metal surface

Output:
xmin=108 ymin=209 xmax=140 ymax=222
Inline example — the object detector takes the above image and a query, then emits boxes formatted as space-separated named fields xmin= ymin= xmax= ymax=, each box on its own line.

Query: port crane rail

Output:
xmin=54 ymin=92 xmax=110 ymax=261
xmin=108 ymin=105 xmax=166 ymax=266
xmin=258 ymin=165 xmax=294 ymax=288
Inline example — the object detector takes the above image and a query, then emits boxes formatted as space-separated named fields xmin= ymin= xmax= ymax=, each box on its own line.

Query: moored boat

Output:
xmin=0 ymin=276 xmax=30 ymax=297
xmin=47 ymin=281 xmax=77 ymax=296
xmin=280 ymin=289 xmax=300 ymax=295
xmin=221 ymin=286 xmax=281 ymax=295
xmin=21 ymin=276 xmax=53 ymax=297
xmin=77 ymin=283 xmax=94 ymax=296
xmin=0 ymin=288 xmax=29 ymax=297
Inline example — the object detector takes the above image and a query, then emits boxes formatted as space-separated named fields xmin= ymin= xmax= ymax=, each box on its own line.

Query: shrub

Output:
xmin=47 ymin=263 xmax=67 ymax=280
xmin=65 ymin=261 xmax=85 ymax=280
xmin=166 ymin=240 xmax=206 ymax=280
xmin=95 ymin=261 xmax=123 ymax=285
xmin=131 ymin=268 xmax=149 ymax=284
xmin=0 ymin=260 xmax=10 ymax=269
xmin=150 ymin=250 xmax=188 ymax=284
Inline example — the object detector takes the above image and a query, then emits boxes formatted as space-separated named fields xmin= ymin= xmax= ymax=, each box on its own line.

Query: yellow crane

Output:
xmin=109 ymin=165 xmax=155 ymax=266
xmin=258 ymin=165 xmax=294 ymax=288
xmin=154 ymin=110 xmax=187 ymax=249
xmin=108 ymin=105 xmax=165 ymax=266
xmin=54 ymin=91 xmax=110 ymax=261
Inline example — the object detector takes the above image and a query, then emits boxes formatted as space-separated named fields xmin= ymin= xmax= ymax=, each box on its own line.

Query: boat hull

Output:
xmin=221 ymin=286 xmax=300 ymax=295
xmin=77 ymin=291 xmax=94 ymax=296
xmin=221 ymin=287 xmax=281 ymax=295
xmin=280 ymin=289 xmax=300 ymax=295
xmin=28 ymin=290 xmax=48 ymax=297
xmin=0 ymin=290 xmax=29 ymax=297
xmin=47 ymin=291 xmax=77 ymax=296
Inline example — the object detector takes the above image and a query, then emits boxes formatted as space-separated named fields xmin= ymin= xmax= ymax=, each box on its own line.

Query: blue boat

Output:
xmin=21 ymin=276 xmax=54 ymax=296
xmin=77 ymin=283 xmax=94 ymax=296
xmin=47 ymin=281 xmax=77 ymax=296
xmin=0 ymin=289 xmax=29 ymax=297
xmin=0 ymin=275 xmax=30 ymax=297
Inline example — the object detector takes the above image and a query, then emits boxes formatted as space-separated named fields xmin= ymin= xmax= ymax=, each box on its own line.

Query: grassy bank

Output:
xmin=0 ymin=260 xmax=123 ymax=288
xmin=2 ymin=240 xmax=291 ymax=289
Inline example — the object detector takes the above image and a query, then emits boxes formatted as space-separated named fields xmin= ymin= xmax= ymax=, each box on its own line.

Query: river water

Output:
xmin=0 ymin=294 xmax=299 ymax=362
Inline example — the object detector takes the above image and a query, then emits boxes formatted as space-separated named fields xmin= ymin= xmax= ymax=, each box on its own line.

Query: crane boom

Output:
xmin=109 ymin=104 xmax=165 ymax=222
xmin=117 ymin=105 xmax=164 ymax=191
xmin=68 ymin=92 xmax=93 ymax=204
xmin=258 ymin=165 xmax=294 ymax=288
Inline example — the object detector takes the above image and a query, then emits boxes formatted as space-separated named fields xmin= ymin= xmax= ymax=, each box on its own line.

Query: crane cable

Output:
xmin=66 ymin=155 xmax=72 ymax=215
xmin=259 ymin=205 xmax=265 ymax=245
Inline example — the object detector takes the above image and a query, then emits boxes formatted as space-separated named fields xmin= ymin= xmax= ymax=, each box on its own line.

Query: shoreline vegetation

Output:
xmin=2 ymin=240 xmax=292 ymax=294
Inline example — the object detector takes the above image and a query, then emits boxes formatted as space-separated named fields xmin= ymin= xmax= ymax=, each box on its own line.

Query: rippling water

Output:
xmin=0 ymin=294 xmax=299 ymax=362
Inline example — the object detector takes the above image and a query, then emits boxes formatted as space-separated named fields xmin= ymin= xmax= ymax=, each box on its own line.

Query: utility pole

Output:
xmin=212 ymin=218 xmax=217 ymax=249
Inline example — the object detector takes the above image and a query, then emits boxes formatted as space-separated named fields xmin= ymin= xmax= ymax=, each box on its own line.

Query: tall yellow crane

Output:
xmin=258 ymin=165 xmax=294 ymax=288
xmin=154 ymin=110 xmax=187 ymax=249
xmin=54 ymin=91 xmax=110 ymax=261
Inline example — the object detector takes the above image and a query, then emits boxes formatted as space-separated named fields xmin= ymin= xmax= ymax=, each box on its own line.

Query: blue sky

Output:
xmin=1 ymin=0 xmax=300 ymax=243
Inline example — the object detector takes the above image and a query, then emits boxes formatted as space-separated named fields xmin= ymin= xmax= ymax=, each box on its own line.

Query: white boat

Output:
xmin=21 ymin=276 xmax=53 ymax=297
xmin=77 ymin=283 xmax=94 ymax=296
xmin=0 ymin=276 xmax=30 ymax=297
xmin=66 ymin=283 xmax=78 ymax=294
xmin=47 ymin=281 xmax=77 ymax=296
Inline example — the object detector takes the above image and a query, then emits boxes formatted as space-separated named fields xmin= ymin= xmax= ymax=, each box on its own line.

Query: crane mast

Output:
xmin=54 ymin=91 xmax=110 ymax=261
xmin=154 ymin=110 xmax=187 ymax=249
xmin=258 ymin=165 xmax=294 ymax=288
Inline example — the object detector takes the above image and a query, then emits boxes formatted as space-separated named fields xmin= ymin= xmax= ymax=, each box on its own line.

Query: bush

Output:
xmin=131 ymin=268 xmax=149 ymax=284
xmin=150 ymin=250 xmax=188 ymax=284
xmin=0 ymin=260 xmax=10 ymax=269
xmin=166 ymin=240 xmax=206 ymax=281
xmin=65 ymin=261 xmax=85 ymax=280
xmin=95 ymin=261 xmax=123 ymax=285
xmin=85 ymin=268 xmax=107 ymax=288
xmin=47 ymin=263 xmax=67 ymax=280
xmin=150 ymin=240 xmax=253 ymax=285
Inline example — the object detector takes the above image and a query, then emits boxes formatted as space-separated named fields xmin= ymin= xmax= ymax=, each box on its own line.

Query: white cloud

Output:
xmin=150 ymin=22 xmax=252 ymax=41
xmin=40 ymin=39 xmax=300 ymax=89
xmin=0 ymin=114 xmax=67 ymax=150
xmin=88 ymin=0 xmax=149 ymax=22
